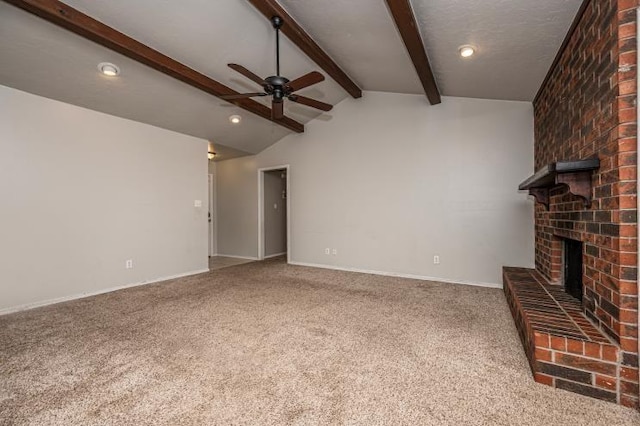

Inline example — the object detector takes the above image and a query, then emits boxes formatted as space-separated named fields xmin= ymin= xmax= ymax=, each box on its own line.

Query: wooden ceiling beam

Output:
xmin=2 ymin=0 xmax=304 ymax=133
xmin=385 ymin=0 xmax=441 ymax=105
xmin=246 ymin=0 xmax=362 ymax=99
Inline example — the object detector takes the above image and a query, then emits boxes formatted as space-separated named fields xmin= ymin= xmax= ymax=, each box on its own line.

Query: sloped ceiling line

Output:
xmin=2 ymin=0 xmax=305 ymax=133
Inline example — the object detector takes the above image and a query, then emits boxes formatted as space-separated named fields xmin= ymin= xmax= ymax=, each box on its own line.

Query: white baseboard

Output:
xmin=0 ymin=268 xmax=210 ymax=316
xmin=264 ymin=252 xmax=286 ymax=259
xmin=288 ymin=261 xmax=502 ymax=289
xmin=215 ymin=254 xmax=259 ymax=261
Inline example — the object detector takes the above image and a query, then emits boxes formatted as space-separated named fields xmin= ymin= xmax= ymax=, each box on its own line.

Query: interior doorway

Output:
xmin=208 ymin=173 xmax=216 ymax=257
xmin=258 ymin=165 xmax=290 ymax=262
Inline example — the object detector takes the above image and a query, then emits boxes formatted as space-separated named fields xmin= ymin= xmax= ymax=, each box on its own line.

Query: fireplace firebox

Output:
xmin=563 ymin=239 xmax=583 ymax=301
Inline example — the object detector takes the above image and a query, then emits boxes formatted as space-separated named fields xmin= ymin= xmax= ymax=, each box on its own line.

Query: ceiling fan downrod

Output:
xmin=271 ymin=16 xmax=283 ymax=77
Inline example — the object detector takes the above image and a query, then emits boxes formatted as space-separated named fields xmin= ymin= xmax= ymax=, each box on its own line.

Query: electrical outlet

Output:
xmin=433 ymin=255 xmax=440 ymax=265
xmin=194 ymin=200 xmax=202 ymax=208
xmin=325 ymin=248 xmax=330 ymax=255
xmin=126 ymin=259 xmax=133 ymax=269
xmin=332 ymin=249 xmax=337 ymax=255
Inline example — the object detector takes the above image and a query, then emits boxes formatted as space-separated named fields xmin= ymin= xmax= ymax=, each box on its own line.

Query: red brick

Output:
xmin=619 ymin=238 xmax=637 ymax=252
xmin=621 ymin=366 xmax=640 ymax=382
xmin=618 ymin=137 xmax=637 ymax=152
xmin=619 ymin=107 xmax=637 ymax=123
xmin=619 ymin=252 xmax=638 ymax=266
xmin=619 ymin=79 xmax=637 ymax=95
xmin=566 ymin=340 xmax=584 ymax=355
xmin=534 ymin=373 xmax=554 ymax=386
xmin=620 ymin=197 xmax=637 ymax=210
xmin=619 ymin=22 xmax=637 ymax=38
xmin=584 ymin=342 xmax=601 ymax=359
xmin=602 ymin=345 xmax=618 ymax=362
xmin=534 ymin=332 xmax=550 ymax=348
xmin=595 ymin=374 xmax=618 ymax=391
xmin=619 ymin=51 xmax=637 ymax=68
xmin=621 ymin=380 xmax=640 ymax=395
xmin=620 ymin=337 xmax=638 ymax=352
xmin=619 ymin=166 xmax=637 ymax=180
xmin=535 ymin=348 xmax=553 ymax=362
xmin=550 ymin=336 xmax=567 ymax=351
xmin=620 ymin=323 xmax=638 ymax=338
xmin=620 ymin=282 xmax=638 ymax=296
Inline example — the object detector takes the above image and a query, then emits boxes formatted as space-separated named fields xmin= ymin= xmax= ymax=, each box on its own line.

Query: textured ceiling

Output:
xmin=279 ymin=0 xmax=423 ymax=94
xmin=281 ymin=0 xmax=583 ymax=101
xmin=0 ymin=0 xmax=583 ymax=154
xmin=412 ymin=0 xmax=584 ymax=101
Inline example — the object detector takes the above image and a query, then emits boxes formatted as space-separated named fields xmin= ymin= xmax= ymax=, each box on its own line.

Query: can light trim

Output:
xmin=98 ymin=62 xmax=120 ymax=76
xmin=458 ymin=45 xmax=476 ymax=58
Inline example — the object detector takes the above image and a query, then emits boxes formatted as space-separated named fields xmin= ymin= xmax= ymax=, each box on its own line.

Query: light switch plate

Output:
xmin=194 ymin=200 xmax=202 ymax=207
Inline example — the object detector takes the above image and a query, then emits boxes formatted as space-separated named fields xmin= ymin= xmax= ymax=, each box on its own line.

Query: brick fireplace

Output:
xmin=504 ymin=0 xmax=639 ymax=408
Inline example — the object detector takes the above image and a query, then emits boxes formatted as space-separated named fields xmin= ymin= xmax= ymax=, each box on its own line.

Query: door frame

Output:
xmin=257 ymin=165 xmax=290 ymax=262
xmin=208 ymin=173 xmax=217 ymax=257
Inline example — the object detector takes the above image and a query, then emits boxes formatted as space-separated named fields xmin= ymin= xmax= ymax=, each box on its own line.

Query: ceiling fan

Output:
xmin=221 ymin=16 xmax=333 ymax=120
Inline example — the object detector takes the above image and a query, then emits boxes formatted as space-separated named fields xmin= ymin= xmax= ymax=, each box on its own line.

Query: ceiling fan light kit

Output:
xmin=222 ymin=16 xmax=333 ymax=121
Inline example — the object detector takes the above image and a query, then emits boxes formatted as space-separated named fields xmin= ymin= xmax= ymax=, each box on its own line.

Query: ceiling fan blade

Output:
xmin=228 ymin=63 xmax=265 ymax=86
xmin=272 ymin=100 xmax=284 ymax=120
xmin=288 ymin=95 xmax=333 ymax=112
xmin=286 ymin=71 xmax=325 ymax=92
xmin=220 ymin=92 xmax=267 ymax=100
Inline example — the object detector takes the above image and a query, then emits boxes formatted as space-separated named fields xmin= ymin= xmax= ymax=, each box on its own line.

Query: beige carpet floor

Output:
xmin=1 ymin=258 xmax=638 ymax=425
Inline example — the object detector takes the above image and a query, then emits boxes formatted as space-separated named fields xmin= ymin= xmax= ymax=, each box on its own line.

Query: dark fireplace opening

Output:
xmin=563 ymin=239 xmax=583 ymax=301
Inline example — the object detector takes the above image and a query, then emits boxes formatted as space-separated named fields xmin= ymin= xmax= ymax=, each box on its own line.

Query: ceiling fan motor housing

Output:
xmin=264 ymin=75 xmax=290 ymax=100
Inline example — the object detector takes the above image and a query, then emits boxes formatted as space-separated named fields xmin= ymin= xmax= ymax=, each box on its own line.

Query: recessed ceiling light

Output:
xmin=229 ymin=115 xmax=242 ymax=124
xmin=98 ymin=62 xmax=120 ymax=76
xmin=458 ymin=45 xmax=476 ymax=58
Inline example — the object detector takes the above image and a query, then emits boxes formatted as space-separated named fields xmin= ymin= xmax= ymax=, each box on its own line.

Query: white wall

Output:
xmin=216 ymin=92 xmax=535 ymax=286
xmin=0 ymin=85 xmax=209 ymax=312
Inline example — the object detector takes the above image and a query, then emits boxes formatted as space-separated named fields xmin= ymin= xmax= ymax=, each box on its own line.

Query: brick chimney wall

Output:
xmin=532 ymin=0 xmax=638 ymax=408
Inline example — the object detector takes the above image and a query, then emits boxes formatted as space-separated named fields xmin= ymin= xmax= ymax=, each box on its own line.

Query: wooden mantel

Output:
xmin=518 ymin=159 xmax=600 ymax=209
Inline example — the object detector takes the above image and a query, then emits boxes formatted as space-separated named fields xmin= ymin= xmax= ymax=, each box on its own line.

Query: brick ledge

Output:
xmin=503 ymin=267 xmax=620 ymax=403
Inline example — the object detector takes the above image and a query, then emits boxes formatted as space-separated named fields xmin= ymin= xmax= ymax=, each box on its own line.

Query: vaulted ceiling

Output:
xmin=0 ymin=0 xmax=583 ymax=156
